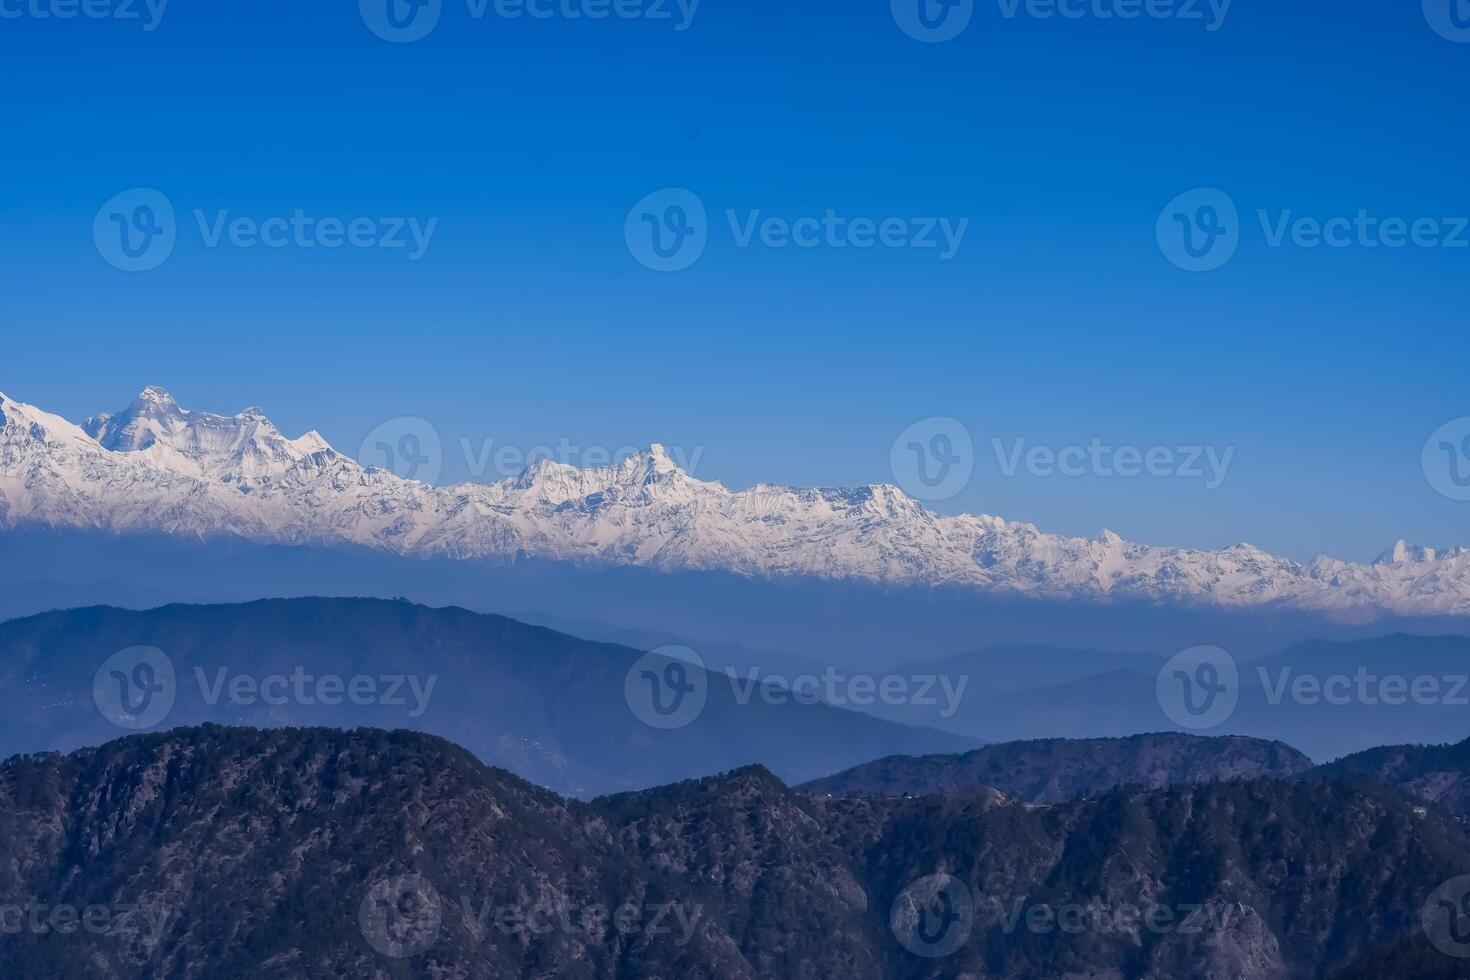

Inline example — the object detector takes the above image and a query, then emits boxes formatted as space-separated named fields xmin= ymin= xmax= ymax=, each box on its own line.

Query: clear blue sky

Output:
xmin=2 ymin=0 xmax=1467 ymax=561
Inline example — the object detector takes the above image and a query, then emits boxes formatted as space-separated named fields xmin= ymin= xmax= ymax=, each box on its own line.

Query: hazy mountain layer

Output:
xmin=800 ymin=732 xmax=1313 ymax=801
xmin=0 ymin=598 xmax=975 ymax=797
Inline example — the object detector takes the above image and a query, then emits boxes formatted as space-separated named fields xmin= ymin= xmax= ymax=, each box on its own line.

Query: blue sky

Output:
xmin=2 ymin=0 xmax=1467 ymax=561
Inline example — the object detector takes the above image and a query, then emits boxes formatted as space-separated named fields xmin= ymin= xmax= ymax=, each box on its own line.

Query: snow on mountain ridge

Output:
xmin=2 ymin=386 xmax=1468 ymax=617
xmin=84 ymin=387 xmax=336 ymax=478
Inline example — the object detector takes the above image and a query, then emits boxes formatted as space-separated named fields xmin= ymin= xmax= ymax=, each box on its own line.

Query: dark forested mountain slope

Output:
xmin=1 ymin=726 xmax=1467 ymax=979
xmin=0 ymin=725 xmax=748 ymax=979
xmin=1315 ymin=735 xmax=1470 ymax=819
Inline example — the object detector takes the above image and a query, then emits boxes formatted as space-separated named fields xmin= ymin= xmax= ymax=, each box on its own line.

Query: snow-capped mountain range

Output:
xmin=1 ymin=386 xmax=1467 ymax=617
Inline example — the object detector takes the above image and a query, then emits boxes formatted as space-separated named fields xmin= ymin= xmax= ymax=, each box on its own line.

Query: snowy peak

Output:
xmin=506 ymin=443 xmax=708 ymax=508
xmin=0 ymin=391 xmax=102 ymax=451
xmin=134 ymin=384 xmax=179 ymax=411
xmin=1373 ymin=540 xmax=1470 ymax=565
xmin=1376 ymin=539 xmax=1436 ymax=565
xmin=611 ymin=443 xmax=693 ymax=487
xmin=641 ymin=442 xmax=680 ymax=476
xmin=83 ymin=387 xmax=338 ymax=476
xmin=3 ymin=387 xmax=1470 ymax=618
xmin=86 ymin=385 xmax=189 ymax=452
